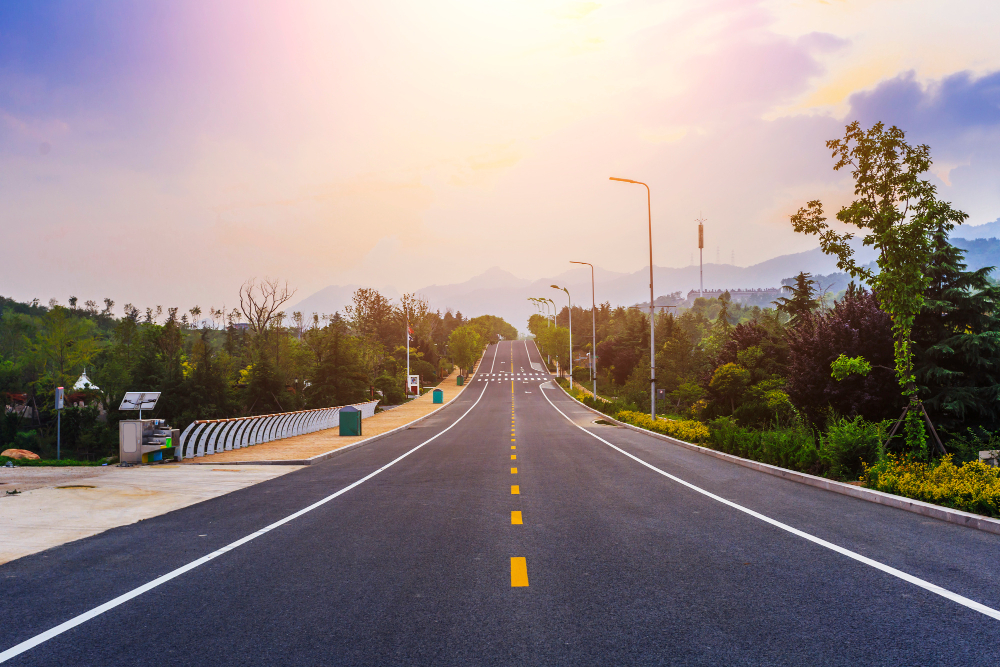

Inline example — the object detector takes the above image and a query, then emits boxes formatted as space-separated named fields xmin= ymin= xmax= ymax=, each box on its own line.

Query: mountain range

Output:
xmin=290 ymin=220 xmax=1000 ymax=333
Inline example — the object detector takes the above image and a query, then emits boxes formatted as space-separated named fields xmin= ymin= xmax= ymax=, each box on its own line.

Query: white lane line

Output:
xmin=0 ymin=344 xmax=502 ymax=664
xmin=538 ymin=384 xmax=1000 ymax=622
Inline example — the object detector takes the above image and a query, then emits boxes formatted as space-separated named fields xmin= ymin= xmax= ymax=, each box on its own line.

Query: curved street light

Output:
xmin=610 ymin=176 xmax=656 ymax=419
xmin=551 ymin=284 xmax=572 ymax=389
xmin=570 ymin=261 xmax=597 ymax=397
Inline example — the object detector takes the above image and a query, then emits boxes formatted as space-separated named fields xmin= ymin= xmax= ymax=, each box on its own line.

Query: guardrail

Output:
xmin=176 ymin=400 xmax=380 ymax=460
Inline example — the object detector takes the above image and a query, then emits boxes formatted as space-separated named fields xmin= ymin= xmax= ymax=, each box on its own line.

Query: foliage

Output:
xmin=790 ymin=121 xmax=969 ymax=450
xmin=448 ymin=325 xmax=482 ymax=375
xmin=536 ymin=325 xmax=571 ymax=372
xmin=862 ymin=454 xmax=1000 ymax=518
xmin=912 ymin=223 xmax=1000 ymax=433
xmin=786 ymin=285 xmax=901 ymax=426
xmin=708 ymin=363 xmax=750 ymax=413
xmin=0 ymin=283 xmax=494 ymax=460
xmin=830 ymin=354 xmax=872 ymax=382
xmin=614 ymin=410 xmax=710 ymax=443
xmin=708 ymin=417 xmax=820 ymax=473
xmin=775 ymin=272 xmax=819 ymax=328
xmin=468 ymin=315 xmax=517 ymax=343
xmin=819 ymin=415 xmax=888 ymax=479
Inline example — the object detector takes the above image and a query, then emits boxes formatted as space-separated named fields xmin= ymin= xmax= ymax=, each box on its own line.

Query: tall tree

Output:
xmin=789 ymin=121 xmax=967 ymax=452
xmin=912 ymin=223 xmax=1000 ymax=433
xmin=775 ymin=272 xmax=819 ymax=327
xmin=448 ymin=325 xmax=482 ymax=375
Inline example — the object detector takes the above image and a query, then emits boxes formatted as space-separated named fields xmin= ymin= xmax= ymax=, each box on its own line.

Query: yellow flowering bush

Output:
xmin=615 ymin=410 xmax=710 ymax=443
xmin=862 ymin=454 xmax=1000 ymax=518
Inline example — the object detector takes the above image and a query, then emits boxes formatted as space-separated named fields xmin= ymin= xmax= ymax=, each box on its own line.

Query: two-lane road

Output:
xmin=2 ymin=340 xmax=999 ymax=665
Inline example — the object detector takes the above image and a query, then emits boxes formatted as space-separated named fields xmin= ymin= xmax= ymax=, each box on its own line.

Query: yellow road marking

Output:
xmin=511 ymin=454 xmax=516 ymax=460
xmin=511 ymin=438 xmax=516 ymax=442
xmin=511 ymin=511 xmax=523 ymax=525
xmin=511 ymin=485 xmax=520 ymax=494
xmin=511 ymin=467 xmax=517 ymax=474
xmin=511 ymin=445 xmax=516 ymax=450
xmin=511 ymin=557 xmax=529 ymax=587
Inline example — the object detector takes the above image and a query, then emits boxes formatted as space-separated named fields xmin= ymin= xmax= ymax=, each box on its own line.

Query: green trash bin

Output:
xmin=456 ymin=375 xmax=464 ymax=386
xmin=339 ymin=406 xmax=362 ymax=436
xmin=432 ymin=388 xmax=444 ymax=404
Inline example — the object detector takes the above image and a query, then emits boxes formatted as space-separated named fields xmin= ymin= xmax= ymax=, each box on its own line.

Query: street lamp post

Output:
xmin=570 ymin=261 xmax=597 ymax=397
xmin=551 ymin=285 xmax=572 ymax=389
xmin=610 ymin=176 xmax=656 ymax=419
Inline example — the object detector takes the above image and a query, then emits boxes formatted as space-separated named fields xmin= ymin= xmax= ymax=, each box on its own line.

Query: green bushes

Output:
xmin=819 ymin=416 xmax=888 ymax=479
xmin=709 ymin=417 xmax=819 ymax=472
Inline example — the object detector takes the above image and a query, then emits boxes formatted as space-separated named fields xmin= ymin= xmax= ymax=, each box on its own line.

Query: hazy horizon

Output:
xmin=5 ymin=1 xmax=1000 ymax=313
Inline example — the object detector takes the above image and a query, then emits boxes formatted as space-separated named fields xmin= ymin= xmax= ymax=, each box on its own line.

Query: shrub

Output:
xmin=615 ymin=410 xmax=710 ymax=443
xmin=709 ymin=417 xmax=819 ymax=473
xmin=819 ymin=416 xmax=888 ymax=479
xmin=862 ymin=454 xmax=1000 ymax=518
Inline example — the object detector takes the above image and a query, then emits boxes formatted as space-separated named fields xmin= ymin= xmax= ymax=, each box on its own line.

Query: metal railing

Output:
xmin=176 ymin=400 xmax=379 ymax=460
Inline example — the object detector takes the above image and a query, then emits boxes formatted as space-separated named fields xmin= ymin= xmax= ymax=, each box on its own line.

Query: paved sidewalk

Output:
xmin=0 ymin=464 xmax=302 ymax=565
xmin=189 ymin=361 xmax=477 ymax=464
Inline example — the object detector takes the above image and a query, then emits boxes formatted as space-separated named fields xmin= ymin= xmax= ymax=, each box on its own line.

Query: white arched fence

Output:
xmin=176 ymin=400 xmax=379 ymax=460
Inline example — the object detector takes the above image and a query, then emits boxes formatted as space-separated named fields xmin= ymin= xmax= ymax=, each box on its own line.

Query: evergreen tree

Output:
xmin=776 ymin=272 xmax=819 ymax=327
xmin=912 ymin=223 xmax=1000 ymax=433
xmin=305 ymin=328 xmax=369 ymax=408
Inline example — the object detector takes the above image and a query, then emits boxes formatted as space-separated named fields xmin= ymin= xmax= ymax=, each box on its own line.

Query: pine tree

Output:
xmin=776 ymin=272 xmax=819 ymax=327
xmin=912 ymin=223 xmax=1000 ymax=433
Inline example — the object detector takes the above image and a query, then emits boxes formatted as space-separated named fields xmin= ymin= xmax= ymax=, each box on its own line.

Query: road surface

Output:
xmin=2 ymin=340 xmax=999 ymax=665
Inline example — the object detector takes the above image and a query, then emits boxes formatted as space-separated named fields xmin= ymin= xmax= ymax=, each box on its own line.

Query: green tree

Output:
xmin=448 ymin=325 xmax=482 ymax=375
xmin=468 ymin=315 xmax=518 ymax=343
xmin=790 ymin=121 xmax=967 ymax=453
xmin=31 ymin=306 xmax=100 ymax=390
xmin=912 ymin=223 xmax=1000 ymax=434
xmin=776 ymin=272 xmax=819 ymax=327
xmin=306 ymin=328 xmax=369 ymax=408
xmin=709 ymin=363 xmax=750 ymax=414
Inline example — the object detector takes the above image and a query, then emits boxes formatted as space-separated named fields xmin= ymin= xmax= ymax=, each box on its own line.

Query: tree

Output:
xmin=790 ymin=121 xmax=967 ymax=453
xmin=239 ymin=278 xmax=296 ymax=337
xmin=448 ymin=325 xmax=482 ymax=375
xmin=306 ymin=328 xmax=369 ymax=408
xmin=468 ymin=315 xmax=518 ymax=343
xmin=786 ymin=285 xmax=901 ymax=426
xmin=775 ymin=272 xmax=819 ymax=327
xmin=31 ymin=306 xmax=99 ymax=390
xmin=709 ymin=363 xmax=750 ymax=413
xmin=912 ymin=224 xmax=1000 ymax=433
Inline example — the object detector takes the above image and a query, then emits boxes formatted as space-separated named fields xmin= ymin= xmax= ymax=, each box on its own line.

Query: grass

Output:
xmin=0 ymin=455 xmax=109 ymax=467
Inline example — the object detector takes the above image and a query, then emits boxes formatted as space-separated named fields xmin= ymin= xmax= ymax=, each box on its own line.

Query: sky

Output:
xmin=3 ymin=0 xmax=1000 ymax=315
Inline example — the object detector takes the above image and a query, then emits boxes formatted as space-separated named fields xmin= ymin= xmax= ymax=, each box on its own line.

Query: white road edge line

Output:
xmin=0 ymin=344 xmax=503 ymax=664
xmin=534 ymin=360 xmax=1000 ymax=622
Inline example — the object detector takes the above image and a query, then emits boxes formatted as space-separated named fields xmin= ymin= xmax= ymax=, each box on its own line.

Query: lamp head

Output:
xmin=609 ymin=177 xmax=635 ymax=183
xmin=551 ymin=284 xmax=559 ymax=289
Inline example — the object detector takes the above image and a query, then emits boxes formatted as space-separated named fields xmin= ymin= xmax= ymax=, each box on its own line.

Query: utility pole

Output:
xmin=697 ymin=214 xmax=706 ymax=298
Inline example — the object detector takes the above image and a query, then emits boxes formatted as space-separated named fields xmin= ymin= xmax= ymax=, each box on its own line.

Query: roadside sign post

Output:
xmin=55 ymin=387 xmax=64 ymax=461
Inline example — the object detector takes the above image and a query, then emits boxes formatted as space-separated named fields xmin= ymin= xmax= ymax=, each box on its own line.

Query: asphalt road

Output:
xmin=2 ymin=340 xmax=999 ymax=665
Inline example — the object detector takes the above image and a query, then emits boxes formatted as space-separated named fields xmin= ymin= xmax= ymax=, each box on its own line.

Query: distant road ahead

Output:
xmin=2 ymin=340 xmax=999 ymax=665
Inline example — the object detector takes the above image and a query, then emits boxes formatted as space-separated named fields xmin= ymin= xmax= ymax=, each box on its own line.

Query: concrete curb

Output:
xmin=185 ymin=354 xmax=486 ymax=466
xmin=554 ymin=383 xmax=1000 ymax=536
